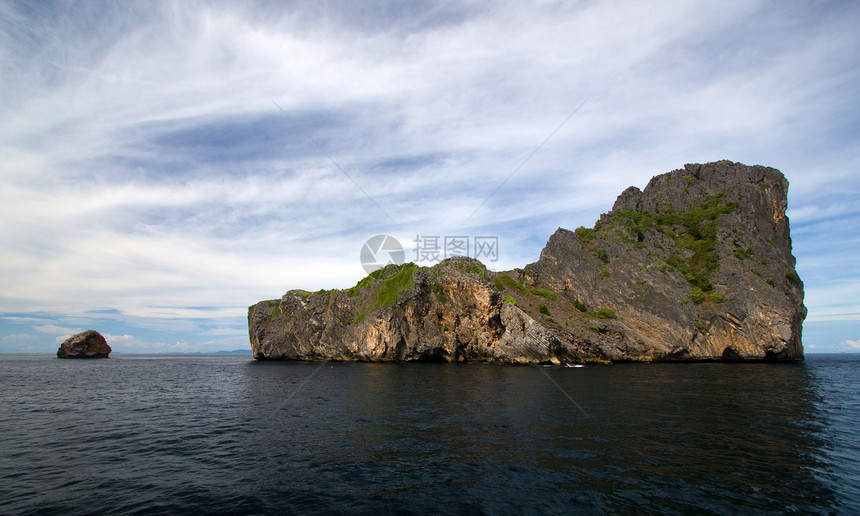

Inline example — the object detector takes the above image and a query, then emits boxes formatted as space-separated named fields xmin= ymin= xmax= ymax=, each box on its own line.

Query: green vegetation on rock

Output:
xmin=257 ymin=299 xmax=280 ymax=319
xmin=734 ymin=247 xmax=755 ymax=259
xmin=658 ymin=192 xmax=737 ymax=269
xmin=495 ymin=273 xmax=527 ymax=293
xmin=531 ymin=288 xmax=557 ymax=300
xmin=596 ymin=248 xmax=609 ymax=264
xmin=611 ymin=209 xmax=655 ymax=244
xmin=574 ymin=226 xmax=595 ymax=243
xmin=345 ymin=263 xmax=419 ymax=311
xmin=691 ymin=287 xmax=705 ymax=304
xmin=709 ymin=292 xmax=727 ymax=303
xmin=597 ymin=192 xmax=738 ymax=304
xmin=429 ymin=282 xmax=448 ymax=304
xmin=596 ymin=307 xmax=616 ymax=319
xmin=368 ymin=263 xmax=419 ymax=310
xmin=655 ymin=192 xmax=738 ymax=303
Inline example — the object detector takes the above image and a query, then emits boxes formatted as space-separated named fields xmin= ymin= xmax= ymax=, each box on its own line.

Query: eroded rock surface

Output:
xmin=249 ymin=161 xmax=805 ymax=363
xmin=57 ymin=330 xmax=112 ymax=359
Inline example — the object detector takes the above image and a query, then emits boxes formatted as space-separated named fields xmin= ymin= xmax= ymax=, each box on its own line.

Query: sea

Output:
xmin=0 ymin=354 xmax=858 ymax=515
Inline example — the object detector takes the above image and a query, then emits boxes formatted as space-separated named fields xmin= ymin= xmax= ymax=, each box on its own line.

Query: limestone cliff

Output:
xmin=249 ymin=161 xmax=805 ymax=363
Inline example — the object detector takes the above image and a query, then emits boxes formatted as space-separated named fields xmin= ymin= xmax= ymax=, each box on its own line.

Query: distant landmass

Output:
xmin=249 ymin=161 xmax=805 ymax=364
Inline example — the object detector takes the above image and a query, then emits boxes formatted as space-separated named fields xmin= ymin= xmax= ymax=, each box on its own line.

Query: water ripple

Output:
xmin=0 ymin=355 xmax=856 ymax=514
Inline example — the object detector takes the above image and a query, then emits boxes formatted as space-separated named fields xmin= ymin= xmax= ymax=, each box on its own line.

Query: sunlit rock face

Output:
xmin=249 ymin=161 xmax=805 ymax=364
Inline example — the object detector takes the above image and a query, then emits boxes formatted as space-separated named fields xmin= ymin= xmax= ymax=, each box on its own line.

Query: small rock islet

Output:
xmin=57 ymin=330 xmax=112 ymax=359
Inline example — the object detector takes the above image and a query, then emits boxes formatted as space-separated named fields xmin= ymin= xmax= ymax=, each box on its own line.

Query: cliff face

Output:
xmin=249 ymin=161 xmax=805 ymax=363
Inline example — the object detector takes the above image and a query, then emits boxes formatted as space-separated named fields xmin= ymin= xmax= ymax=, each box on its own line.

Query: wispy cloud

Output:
xmin=844 ymin=340 xmax=860 ymax=351
xmin=104 ymin=333 xmax=190 ymax=353
xmin=2 ymin=0 xmax=859 ymax=351
xmin=33 ymin=324 xmax=84 ymax=342
xmin=0 ymin=333 xmax=44 ymax=353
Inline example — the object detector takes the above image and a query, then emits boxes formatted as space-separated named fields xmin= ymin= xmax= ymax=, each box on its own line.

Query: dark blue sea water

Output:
xmin=1 ymin=354 xmax=858 ymax=515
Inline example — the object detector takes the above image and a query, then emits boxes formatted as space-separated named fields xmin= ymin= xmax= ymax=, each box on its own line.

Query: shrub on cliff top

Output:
xmin=575 ymin=226 xmax=595 ymax=243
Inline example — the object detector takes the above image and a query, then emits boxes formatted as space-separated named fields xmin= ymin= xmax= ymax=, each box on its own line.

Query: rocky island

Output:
xmin=57 ymin=330 xmax=112 ymax=359
xmin=249 ymin=161 xmax=805 ymax=363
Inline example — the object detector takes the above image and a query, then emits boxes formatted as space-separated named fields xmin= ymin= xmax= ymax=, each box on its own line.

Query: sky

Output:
xmin=1 ymin=0 xmax=859 ymax=354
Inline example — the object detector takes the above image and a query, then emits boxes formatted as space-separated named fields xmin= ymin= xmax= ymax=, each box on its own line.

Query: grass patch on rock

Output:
xmin=267 ymin=300 xmax=280 ymax=315
xmin=596 ymin=307 xmax=616 ymax=319
xmin=531 ymin=288 xmax=557 ymax=300
xmin=345 ymin=263 xmax=420 ymax=311
xmin=495 ymin=273 xmax=527 ymax=293
xmin=368 ymin=264 xmax=419 ymax=310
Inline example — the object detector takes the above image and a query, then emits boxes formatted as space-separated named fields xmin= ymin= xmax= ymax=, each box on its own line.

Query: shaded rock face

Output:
xmin=249 ymin=161 xmax=805 ymax=363
xmin=57 ymin=330 xmax=111 ymax=359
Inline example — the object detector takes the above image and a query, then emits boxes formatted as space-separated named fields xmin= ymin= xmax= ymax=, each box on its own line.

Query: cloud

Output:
xmin=200 ymin=328 xmax=248 ymax=337
xmin=31 ymin=325 xmax=84 ymax=343
xmin=1 ymin=1 xmax=859 ymax=351
xmin=33 ymin=324 xmax=83 ymax=334
xmin=0 ymin=333 xmax=48 ymax=353
xmin=103 ymin=333 xmax=190 ymax=353
xmin=2 ymin=316 xmax=50 ymax=325
xmin=843 ymin=340 xmax=860 ymax=351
